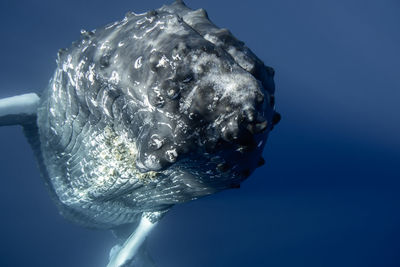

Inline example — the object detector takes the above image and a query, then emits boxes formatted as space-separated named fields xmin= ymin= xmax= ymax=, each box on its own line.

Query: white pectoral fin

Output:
xmin=0 ymin=93 xmax=40 ymax=126
xmin=107 ymin=211 xmax=165 ymax=267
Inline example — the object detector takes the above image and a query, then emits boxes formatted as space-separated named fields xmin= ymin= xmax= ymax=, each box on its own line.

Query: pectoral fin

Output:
xmin=0 ymin=93 xmax=40 ymax=126
xmin=107 ymin=211 xmax=166 ymax=267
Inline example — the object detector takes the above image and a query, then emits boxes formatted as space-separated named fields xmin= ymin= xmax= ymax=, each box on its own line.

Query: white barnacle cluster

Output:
xmin=58 ymin=125 xmax=160 ymax=206
xmin=88 ymin=126 xmax=158 ymax=192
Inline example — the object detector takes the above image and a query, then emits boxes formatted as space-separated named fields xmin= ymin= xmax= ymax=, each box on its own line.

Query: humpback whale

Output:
xmin=0 ymin=1 xmax=280 ymax=266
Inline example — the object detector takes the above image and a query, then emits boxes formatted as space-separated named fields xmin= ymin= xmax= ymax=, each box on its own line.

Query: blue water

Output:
xmin=0 ymin=0 xmax=399 ymax=266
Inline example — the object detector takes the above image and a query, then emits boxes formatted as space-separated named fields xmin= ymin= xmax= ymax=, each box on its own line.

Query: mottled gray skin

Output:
xmin=36 ymin=1 xmax=279 ymax=229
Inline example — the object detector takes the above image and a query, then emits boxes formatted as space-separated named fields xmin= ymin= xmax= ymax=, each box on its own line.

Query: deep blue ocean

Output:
xmin=0 ymin=0 xmax=399 ymax=266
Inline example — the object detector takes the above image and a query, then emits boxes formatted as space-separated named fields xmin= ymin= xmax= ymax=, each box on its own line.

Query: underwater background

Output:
xmin=0 ymin=0 xmax=399 ymax=266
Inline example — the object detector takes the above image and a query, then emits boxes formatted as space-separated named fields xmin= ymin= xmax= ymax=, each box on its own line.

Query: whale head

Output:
xmin=122 ymin=12 xmax=279 ymax=192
